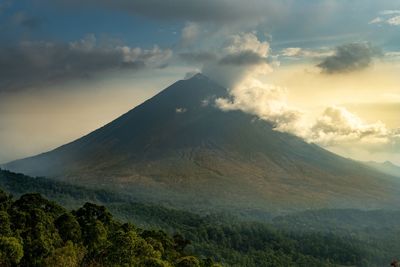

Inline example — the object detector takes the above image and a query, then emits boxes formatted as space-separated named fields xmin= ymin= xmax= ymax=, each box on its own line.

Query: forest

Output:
xmin=0 ymin=169 xmax=398 ymax=266
xmin=0 ymin=187 xmax=224 ymax=266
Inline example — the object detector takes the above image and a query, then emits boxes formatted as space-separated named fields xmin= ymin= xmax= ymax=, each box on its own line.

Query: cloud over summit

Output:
xmin=199 ymin=32 xmax=272 ymax=88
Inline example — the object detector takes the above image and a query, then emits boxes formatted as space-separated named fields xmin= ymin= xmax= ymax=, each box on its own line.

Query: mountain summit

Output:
xmin=5 ymin=74 xmax=400 ymax=211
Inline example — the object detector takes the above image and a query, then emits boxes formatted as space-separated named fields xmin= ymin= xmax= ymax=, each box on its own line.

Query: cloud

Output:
xmin=302 ymin=106 xmax=400 ymax=162
xmin=175 ymin=107 xmax=187 ymax=113
xmin=215 ymin=79 xmax=301 ymax=132
xmin=0 ymin=34 xmax=172 ymax=92
xmin=370 ymin=16 xmax=400 ymax=26
xmin=380 ymin=10 xmax=400 ymax=15
xmin=369 ymin=10 xmax=400 ymax=26
xmin=281 ymin=47 xmax=302 ymax=57
xmin=309 ymin=106 xmax=390 ymax=146
xmin=219 ymin=50 xmax=268 ymax=66
xmin=183 ymin=71 xmax=200 ymax=80
xmin=186 ymin=31 xmax=302 ymax=132
xmin=369 ymin=17 xmax=383 ymax=24
xmin=12 ymin=11 xmax=43 ymax=30
xmin=178 ymin=52 xmax=217 ymax=64
xmin=280 ymin=47 xmax=334 ymax=59
xmin=180 ymin=22 xmax=201 ymax=47
xmin=55 ymin=0 xmax=284 ymax=24
xmin=387 ymin=16 xmax=400 ymax=25
xmin=317 ymin=43 xmax=381 ymax=74
xmin=200 ymin=32 xmax=272 ymax=88
xmin=217 ymin=90 xmax=400 ymax=155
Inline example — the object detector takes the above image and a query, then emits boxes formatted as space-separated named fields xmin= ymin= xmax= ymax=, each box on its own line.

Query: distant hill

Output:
xmin=4 ymin=74 xmax=400 ymax=211
xmin=363 ymin=161 xmax=400 ymax=178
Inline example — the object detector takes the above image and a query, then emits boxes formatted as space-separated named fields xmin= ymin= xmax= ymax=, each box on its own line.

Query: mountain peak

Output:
xmin=158 ymin=72 xmax=227 ymax=105
xmin=383 ymin=161 xmax=397 ymax=167
xmin=5 ymin=74 xmax=400 ymax=211
xmin=185 ymin=72 xmax=209 ymax=81
xmin=191 ymin=72 xmax=209 ymax=80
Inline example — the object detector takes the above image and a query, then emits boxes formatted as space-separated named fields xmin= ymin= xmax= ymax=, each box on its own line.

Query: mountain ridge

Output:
xmin=4 ymin=74 xmax=400 ymax=211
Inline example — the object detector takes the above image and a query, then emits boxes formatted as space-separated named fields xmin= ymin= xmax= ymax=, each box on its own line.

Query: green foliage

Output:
xmin=0 ymin=189 xmax=12 ymax=211
xmin=54 ymin=213 xmax=81 ymax=243
xmin=0 ymin=236 xmax=24 ymax=266
xmin=0 ymin=188 xmax=207 ymax=267
xmin=0 ymin=211 xmax=12 ymax=236
xmin=1 ymin=169 xmax=398 ymax=266
xmin=105 ymin=229 xmax=161 ymax=266
xmin=176 ymin=256 xmax=201 ymax=267
xmin=43 ymin=241 xmax=85 ymax=267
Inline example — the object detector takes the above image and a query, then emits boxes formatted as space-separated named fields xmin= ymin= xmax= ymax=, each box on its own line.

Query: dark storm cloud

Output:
xmin=219 ymin=50 xmax=267 ymax=66
xmin=0 ymin=35 xmax=172 ymax=91
xmin=317 ymin=43 xmax=382 ymax=74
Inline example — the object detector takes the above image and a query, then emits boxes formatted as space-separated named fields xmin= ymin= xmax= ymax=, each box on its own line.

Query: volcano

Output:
xmin=4 ymin=74 xmax=400 ymax=211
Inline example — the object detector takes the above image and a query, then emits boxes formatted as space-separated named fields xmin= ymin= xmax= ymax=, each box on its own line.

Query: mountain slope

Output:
xmin=364 ymin=161 xmax=400 ymax=178
xmin=4 ymin=74 xmax=400 ymax=211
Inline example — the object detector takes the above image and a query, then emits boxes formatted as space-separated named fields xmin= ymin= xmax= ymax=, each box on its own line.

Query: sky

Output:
xmin=0 ymin=0 xmax=399 ymax=165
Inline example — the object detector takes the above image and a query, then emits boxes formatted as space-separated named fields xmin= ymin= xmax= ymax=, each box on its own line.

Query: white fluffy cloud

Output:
xmin=211 ymin=34 xmax=397 ymax=153
xmin=180 ymin=22 xmax=201 ymax=47
xmin=214 ymin=72 xmax=399 ymax=156
xmin=222 ymin=32 xmax=269 ymax=56
xmin=180 ymin=31 xmax=399 ymax=162
xmin=387 ymin=16 xmax=400 ymax=25
xmin=119 ymin=45 xmax=172 ymax=66
xmin=217 ymin=91 xmax=400 ymax=155
xmin=304 ymin=106 xmax=400 ymax=164
xmin=202 ymin=32 xmax=273 ymax=88
xmin=207 ymin=32 xmax=308 ymax=135
xmin=215 ymin=79 xmax=301 ymax=132
xmin=309 ymin=106 xmax=391 ymax=146
xmin=369 ymin=10 xmax=400 ymax=26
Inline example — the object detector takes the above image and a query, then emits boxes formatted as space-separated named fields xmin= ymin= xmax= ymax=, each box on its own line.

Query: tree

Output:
xmin=0 ymin=188 xmax=212 ymax=267
xmin=0 ymin=189 xmax=12 ymax=211
xmin=175 ymin=256 xmax=201 ymax=267
xmin=43 ymin=241 xmax=85 ymax=267
xmin=139 ymin=257 xmax=172 ymax=267
xmin=74 ymin=203 xmax=112 ymax=260
xmin=0 ymin=211 xmax=12 ymax=236
xmin=174 ymin=234 xmax=191 ymax=253
xmin=0 ymin=236 xmax=24 ymax=266
xmin=55 ymin=213 xmax=82 ymax=243
xmin=106 ymin=229 xmax=160 ymax=266
xmin=74 ymin=202 xmax=113 ymax=228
